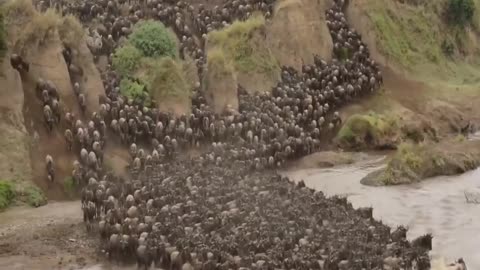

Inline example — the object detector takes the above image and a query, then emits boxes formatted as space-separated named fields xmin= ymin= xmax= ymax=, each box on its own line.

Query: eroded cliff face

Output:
xmin=267 ymin=0 xmax=334 ymax=70
xmin=0 ymin=55 xmax=32 ymax=187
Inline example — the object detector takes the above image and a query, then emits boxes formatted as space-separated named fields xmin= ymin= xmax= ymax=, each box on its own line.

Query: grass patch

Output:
xmin=57 ymin=14 xmax=84 ymax=50
xmin=119 ymin=77 xmax=150 ymax=105
xmin=207 ymin=15 xmax=280 ymax=78
xmin=367 ymin=2 xmax=445 ymax=68
xmin=63 ymin=176 xmax=76 ymax=196
xmin=363 ymin=0 xmax=480 ymax=84
xmin=362 ymin=140 xmax=480 ymax=185
xmin=0 ymin=180 xmax=15 ymax=210
xmin=336 ymin=112 xmax=399 ymax=150
xmin=206 ymin=49 xmax=235 ymax=78
xmin=3 ymin=0 xmax=84 ymax=55
xmin=23 ymin=185 xmax=47 ymax=207
xmin=141 ymin=57 xmax=191 ymax=101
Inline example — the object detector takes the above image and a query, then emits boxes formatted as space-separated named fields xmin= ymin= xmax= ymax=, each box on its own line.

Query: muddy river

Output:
xmin=284 ymin=155 xmax=480 ymax=268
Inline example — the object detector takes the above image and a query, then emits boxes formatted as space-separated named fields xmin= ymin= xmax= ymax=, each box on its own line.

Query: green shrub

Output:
xmin=25 ymin=185 xmax=47 ymax=207
xmin=144 ymin=57 xmax=191 ymax=100
xmin=0 ymin=180 xmax=15 ymax=209
xmin=446 ymin=0 xmax=475 ymax=26
xmin=119 ymin=78 xmax=150 ymax=105
xmin=441 ymin=39 xmax=455 ymax=56
xmin=112 ymin=45 xmax=143 ymax=76
xmin=63 ymin=176 xmax=76 ymax=194
xmin=336 ymin=112 xmax=399 ymax=149
xmin=129 ymin=20 xmax=177 ymax=58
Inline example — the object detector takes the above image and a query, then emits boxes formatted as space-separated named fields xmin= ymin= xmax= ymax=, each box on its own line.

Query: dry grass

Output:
xmin=148 ymin=57 xmax=191 ymax=100
xmin=58 ymin=14 xmax=84 ymax=50
xmin=336 ymin=112 xmax=400 ymax=150
xmin=3 ymin=0 xmax=84 ymax=56
xmin=206 ymin=49 xmax=236 ymax=79
xmin=207 ymin=15 xmax=280 ymax=77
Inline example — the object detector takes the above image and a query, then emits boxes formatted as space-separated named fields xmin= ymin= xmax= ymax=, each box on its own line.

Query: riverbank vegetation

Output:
xmin=361 ymin=140 xmax=480 ymax=185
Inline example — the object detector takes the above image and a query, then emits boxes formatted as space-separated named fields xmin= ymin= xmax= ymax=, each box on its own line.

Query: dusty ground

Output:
xmin=0 ymin=201 xmax=100 ymax=270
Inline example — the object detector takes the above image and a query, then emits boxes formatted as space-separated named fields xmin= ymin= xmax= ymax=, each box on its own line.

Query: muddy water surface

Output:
xmin=283 ymin=155 xmax=480 ymax=268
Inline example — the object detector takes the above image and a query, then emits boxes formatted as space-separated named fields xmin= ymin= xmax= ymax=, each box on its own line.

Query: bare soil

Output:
xmin=0 ymin=201 xmax=99 ymax=270
xmin=266 ymin=0 xmax=333 ymax=70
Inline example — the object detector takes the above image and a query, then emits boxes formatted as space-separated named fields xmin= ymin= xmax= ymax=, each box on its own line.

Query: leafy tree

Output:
xmin=129 ymin=20 xmax=177 ymax=58
xmin=112 ymin=45 xmax=143 ymax=76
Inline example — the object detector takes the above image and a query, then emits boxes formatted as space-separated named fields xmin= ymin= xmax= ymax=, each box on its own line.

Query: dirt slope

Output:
xmin=0 ymin=55 xmax=32 ymax=187
xmin=74 ymin=40 xmax=105 ymax=114
xmin=267 ymin=0 xmax=333 ymax=70
xmin=22 ymin=35 xmax=82 ymax=200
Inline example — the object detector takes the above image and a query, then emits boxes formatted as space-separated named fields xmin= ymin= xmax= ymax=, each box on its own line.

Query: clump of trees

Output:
xmin=112 ymin=20 xmax=184 ymax=105
xmin=446 ymin=0 xmax=475 ymax=27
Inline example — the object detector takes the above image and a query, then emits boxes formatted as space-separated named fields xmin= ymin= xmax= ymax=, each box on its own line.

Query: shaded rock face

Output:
xmin=0 ymin=55 xmax=32 ymax=185
xmin=267 ymin=0 xmax=333 ymax=70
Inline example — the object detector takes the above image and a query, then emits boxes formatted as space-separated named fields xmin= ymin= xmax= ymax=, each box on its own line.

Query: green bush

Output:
xmin=446 ymin=0 xmax=475 ymax=26
xmin=63 ymin=176 xmax=76 ymax=194
xmin=0 ymin=180 xmax=15 ymax=210
xmin=144 ymin=57 xmax=191 ymax=100
xmin=441 ymin=39 xmax=455 ymax=56
xmin=25 ymin=185 xmax=47 ymax=207
xmin=129 ymin=20 xmax=177 ymax=58
xmin=112 ymin=45 xmax=143 ymax=76
xmin=119 ymin=78 xmax=150 ymax=105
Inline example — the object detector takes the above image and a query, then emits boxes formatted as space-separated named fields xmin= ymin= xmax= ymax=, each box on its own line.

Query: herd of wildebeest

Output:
xmin=8 ymin=0 xmax=469 ymax=268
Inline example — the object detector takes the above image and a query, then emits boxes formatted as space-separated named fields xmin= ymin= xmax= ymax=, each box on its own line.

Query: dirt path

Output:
xmin=0 ymin=201 xmax=100 ymax=270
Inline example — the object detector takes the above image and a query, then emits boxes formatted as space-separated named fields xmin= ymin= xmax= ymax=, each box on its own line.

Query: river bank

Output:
xmin=361 ymin=139 xmax=480 ymax=186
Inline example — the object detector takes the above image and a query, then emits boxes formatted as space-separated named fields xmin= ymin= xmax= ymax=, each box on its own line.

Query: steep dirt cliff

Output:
xmin=22 ymin=34 xmax=80 ymax=199
xmin=0 ymin=55 xmax=32 ymax=188
xmin=267 ymin=0 xmax=333 ymax=70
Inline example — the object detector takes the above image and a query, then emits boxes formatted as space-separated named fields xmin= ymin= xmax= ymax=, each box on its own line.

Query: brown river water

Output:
xmin=284 ymin=155 xmax=480 ymax=269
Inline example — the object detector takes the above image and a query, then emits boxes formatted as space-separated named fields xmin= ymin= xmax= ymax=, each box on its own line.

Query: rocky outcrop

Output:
xmin=267 ymin=0 xmax=333 ymax=70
